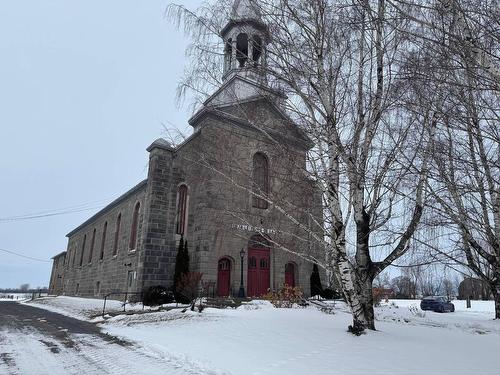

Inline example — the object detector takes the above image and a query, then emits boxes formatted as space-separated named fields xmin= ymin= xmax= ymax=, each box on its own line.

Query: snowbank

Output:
xmin=102 ymin=300 xmax=499 ymax=375
xmin=26 ymin=296 xmax=152 ymax=320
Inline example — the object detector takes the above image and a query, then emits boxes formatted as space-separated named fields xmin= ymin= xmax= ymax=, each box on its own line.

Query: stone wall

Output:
xmin=54 ymin=98 xmax=325 ymax=300
xmin=60 ymin=181 xmax=147 ymax=298
xmin=48 ymin=252 xmax=66 ymax=295
xmin=177 ymin=98 xmax=325 ymax=297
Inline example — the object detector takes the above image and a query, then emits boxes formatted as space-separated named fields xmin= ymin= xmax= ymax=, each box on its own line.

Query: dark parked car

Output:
xmin=420 ymin=296 xmax=455 ymax=312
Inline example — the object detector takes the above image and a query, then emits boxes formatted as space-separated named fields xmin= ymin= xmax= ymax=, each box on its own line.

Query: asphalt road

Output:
xmin=0 ymin=301 xmax=101 ymax=334
xmin=0 ymin=302 xmax=203 ymax=374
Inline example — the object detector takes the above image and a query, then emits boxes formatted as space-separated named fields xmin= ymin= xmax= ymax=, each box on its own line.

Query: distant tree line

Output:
xmin=0 ymin=284 xmax=48 ymax=293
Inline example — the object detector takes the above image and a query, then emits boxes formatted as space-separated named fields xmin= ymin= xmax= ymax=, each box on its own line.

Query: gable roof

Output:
xmin=191 ymin=97 xmax=313 ymax=150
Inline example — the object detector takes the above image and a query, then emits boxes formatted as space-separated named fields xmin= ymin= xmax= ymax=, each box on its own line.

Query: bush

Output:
xmin=142 ymin=285 xmax=174 ymax=307
xmin=262 ymin=285 xmax=304 ymax=308
xmin=176 ymin=272 xmax=203 ymax=304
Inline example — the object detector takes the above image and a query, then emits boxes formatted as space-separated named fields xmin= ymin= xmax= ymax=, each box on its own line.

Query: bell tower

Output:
xmin=221 ymin=0 xmax=270 ymax=83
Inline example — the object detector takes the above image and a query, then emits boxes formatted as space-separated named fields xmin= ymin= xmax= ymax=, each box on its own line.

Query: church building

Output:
xmin=49 ymin=0 xmax=324 ymax=300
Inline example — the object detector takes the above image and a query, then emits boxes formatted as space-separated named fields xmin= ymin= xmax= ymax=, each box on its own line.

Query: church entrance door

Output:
xmin=217 ymin=258 xmax=231 ymax=297
xmin=247 ymin=248 xmax=270 ymax=297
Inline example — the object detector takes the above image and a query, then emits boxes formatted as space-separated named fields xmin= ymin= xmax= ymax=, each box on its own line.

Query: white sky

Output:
xmin=0 ymin=0 xmax=203 ymax=288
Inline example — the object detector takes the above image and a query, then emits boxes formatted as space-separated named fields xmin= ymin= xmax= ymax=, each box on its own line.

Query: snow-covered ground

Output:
xmin=0 ymin=293 xmax=32 ymax=301
xmin=10 ymin=297 xmax=500 ymax=375
xmin=0 ymin=328 xmax=209 ymax=375
xmin=100 ymin=300 xmax=498 ymax=375
xmin=26 ymin=296 xmax=165 ymax=321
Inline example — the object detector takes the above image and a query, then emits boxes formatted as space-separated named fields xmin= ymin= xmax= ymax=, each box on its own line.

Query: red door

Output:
xmin=285 ymin=263 xmax=295 ymax=287
xmin=247 ymin=248 xmax=270 ymax=297
xmin=217 ymin=258 xmax=231 ymax=297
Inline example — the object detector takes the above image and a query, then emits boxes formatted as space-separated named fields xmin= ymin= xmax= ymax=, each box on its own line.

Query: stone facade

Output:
xmin=54 ymin=181 xmax=147 ymax=298
xmin=48 ymin=251 xmax=66 ymax=295
xmin=49 ymin=0 xmax=325 ymax=300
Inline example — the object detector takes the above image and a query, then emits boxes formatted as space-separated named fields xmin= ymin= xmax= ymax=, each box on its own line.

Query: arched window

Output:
xmin=79 ymin=234 xmax=86 ymax=267
xmin=113 ymin=213 xmax=121 ymax=256
xmin=285 ymin=262 xmax=296 ymax=287
xmin=249 ymin=234 xmax=271 ymax=249
xmin=88 ymin=228 xmax=96 ymax=263
xmin=252 ymin=153 xmax=269 ymax=209
xmin=100 ymin=221 xmax=107 ymax=260
xmin=236 ymin=33 xmax=249 ymax=67
xmin=252 ymin=35 xmax=262 ymax=65
xmin=176 ymin=185 xmax=188 ymax=235
xmin=224 ymin=38 xmax=233 ymax=71
xmin=71 ymin=247 xmax=76 ymax=267
xmin=129 ymin=202 xmax=140 ymax=251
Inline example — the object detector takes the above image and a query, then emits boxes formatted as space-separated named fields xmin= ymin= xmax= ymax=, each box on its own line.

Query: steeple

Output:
xmin=221 ymin=0 xmax=270 ymax=82
xmin=231 ymin=0 xmax=263 ymax=21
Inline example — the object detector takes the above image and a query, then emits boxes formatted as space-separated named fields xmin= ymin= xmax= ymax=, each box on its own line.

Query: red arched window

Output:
xmin=113 ymin=213 xmax=121 ymax=256
xmin=252 ymin=153 xmax=269 ymax=209
xmin=88 ymin=228 xmax=96 ymax=263
xmin=129 ymin=202 xmax=140 ymax=251
xmin=100 ymin=222 xmax=107 ymax=260
xmin=176 ymin=185 xmax=188 ymax=235
xmin=79 ymin=234 xmax=86 ymax=267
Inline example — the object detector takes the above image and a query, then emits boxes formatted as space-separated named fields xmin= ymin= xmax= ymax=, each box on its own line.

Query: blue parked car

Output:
xmin=420 ymin=296 xmax=455 ymax=312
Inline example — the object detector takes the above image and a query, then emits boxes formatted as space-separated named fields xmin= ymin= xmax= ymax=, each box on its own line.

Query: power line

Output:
xmin=0 ymin=205 xmax=106 ymax=223
xmin=0 ymin=248 xmax=51 ymax=263
xmin=0 ymin=197 xmax=115 ymax=223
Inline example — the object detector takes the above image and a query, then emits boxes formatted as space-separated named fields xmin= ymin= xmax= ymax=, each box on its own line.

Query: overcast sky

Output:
xmin=0 ymin=0 xmax=203 ymax=288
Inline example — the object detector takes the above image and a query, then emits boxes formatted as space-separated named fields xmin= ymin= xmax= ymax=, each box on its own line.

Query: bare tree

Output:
xmin=391 ymin=275 xmax=417 ymax=299
xmin=168 ymin=0 xmax=435 ymax=333
xmin=19 ymin=283 xmax=30 ymax=292
xmin=399 ymin=0 xmax=500 ymax=318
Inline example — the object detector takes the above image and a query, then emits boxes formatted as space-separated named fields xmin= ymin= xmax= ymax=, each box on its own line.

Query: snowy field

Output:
xmin=21 ymin=296 xmax=499 ymax=375
xmin=0 ymin=293 xmax=32 ymax=301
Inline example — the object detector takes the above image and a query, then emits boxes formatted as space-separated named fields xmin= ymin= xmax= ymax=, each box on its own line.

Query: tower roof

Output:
xmin=221 ymin=0 xmax=269 ymax=40
xmin=231 ymin=0 xmax=262 ymax=21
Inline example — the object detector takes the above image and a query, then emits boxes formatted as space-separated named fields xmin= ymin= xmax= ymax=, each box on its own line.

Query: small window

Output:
xmin=88 ymin=228 xmax=96 ymax=263
xmin=260 ymin=258 xmax=269 ymax=269
xmin=176 ymin=185 xmax=188 ymax=235
xmin=75 ymin=283 xmax=80 ymax=295
xmin=95 ymin=281 xmax=101 ymax=296
xmin=113 ymin=213 xmax=121 ymax=256
xmin=79 ymin=234 xmax=87 ymax=267
xmin=129 ymin=202 xmax=141 ymax=251
xmin=100 ymin=222 xmax=107 ymax=260
xmin=219 ymin=258 xmax=231 ymax=271
xmin=252 ymin=153 xmax=269 ymax=209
